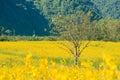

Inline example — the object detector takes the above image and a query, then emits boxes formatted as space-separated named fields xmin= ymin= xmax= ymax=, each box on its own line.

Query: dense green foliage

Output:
xmin=95 ymin=19 xmax=120 ymax=41
xmin=29 ymin=0 xmax=102 ymax=21
xmin=28 ymin=0 xmax=120 ymax=19
xmin=91 ymin=0 xmax=120 ymax=19
xmin=26 ymin=0 xmax=120 ymax=41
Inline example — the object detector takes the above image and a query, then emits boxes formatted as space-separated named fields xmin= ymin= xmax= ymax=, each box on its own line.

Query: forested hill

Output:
xmin=29 ymin=0 xmax=120 ymax=20
xmin=30 ymin=0 xmax=102 ymax=20
xmin=0 ymin=0 xmax=120 ymax=36
xmin=0 ymin=0 xmax=49 ymax=36
xmin=91 ymin=0 xmax=120 ymax=19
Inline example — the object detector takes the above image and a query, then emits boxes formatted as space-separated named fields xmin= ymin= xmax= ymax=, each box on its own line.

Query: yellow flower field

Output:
xmin=0 ymin=41 xmax=120 ymax=80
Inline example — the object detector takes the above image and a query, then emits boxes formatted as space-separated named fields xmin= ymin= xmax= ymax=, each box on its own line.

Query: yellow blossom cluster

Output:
xmin=0 ymin=52 xmax=120 ymax=80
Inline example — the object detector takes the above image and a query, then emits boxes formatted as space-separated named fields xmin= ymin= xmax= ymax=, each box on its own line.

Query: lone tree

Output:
xmin=52 ymin=12 xmax=97 ymax=65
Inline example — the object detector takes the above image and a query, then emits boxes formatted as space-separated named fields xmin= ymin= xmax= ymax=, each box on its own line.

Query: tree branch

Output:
xmin=78 ymin=41 xmax=90 ymax=57
xmin=57 ymin=42 xmax=74 ymax=55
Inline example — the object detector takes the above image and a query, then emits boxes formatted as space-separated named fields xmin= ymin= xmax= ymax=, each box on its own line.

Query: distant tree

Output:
xmin=5 ymin=29 xmax=12 ymax=36
xmin=13 ymin=29 xmax=16 ymax=36
xmin=0 ymin=26 xmax=3 ymax=36
xmin=32 ymin=30 xmax=36 ymax=37
xmin=52 ymin=12 xmax=97 ymax=65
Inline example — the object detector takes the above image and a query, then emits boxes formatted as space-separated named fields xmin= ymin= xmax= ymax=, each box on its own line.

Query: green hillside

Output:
xmin=0 ymin=0 xmax=120 ymax=36
xmin=0 ymin=0 xmax=49 ymax=36
xmin=91 ymin=0 xmax=120 ymax=19
xmin=29 ymin=0 xmax=102 ymax=20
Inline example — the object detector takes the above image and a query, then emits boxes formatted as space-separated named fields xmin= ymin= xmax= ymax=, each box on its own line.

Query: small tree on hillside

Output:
xmin=52 ymin=12 xmax=97 ymax=65
xmin=0 ymin=26 xmax=3 ymax=36
xmin=5 ymin=29 xmax=12 ymax=36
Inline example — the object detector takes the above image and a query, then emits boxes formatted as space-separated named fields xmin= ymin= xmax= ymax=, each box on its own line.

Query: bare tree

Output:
xmin=52 ymin=12 xmax=97 ymax=65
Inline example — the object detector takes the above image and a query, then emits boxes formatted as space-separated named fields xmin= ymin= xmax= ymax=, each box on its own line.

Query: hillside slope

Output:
xmin=0 ymin=0 xmax=120 ymax=35
xmin=91 ymin=0 xmax=120 ymax=19
xmin=31 ymin=0 xmax=102 ymax=20
xmin=0 ymin=0 xmax=49 ymax=36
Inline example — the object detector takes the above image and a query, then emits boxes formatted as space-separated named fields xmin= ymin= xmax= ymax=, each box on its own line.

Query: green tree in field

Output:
xmin=52 ymin=11 xmax=97 ymax=65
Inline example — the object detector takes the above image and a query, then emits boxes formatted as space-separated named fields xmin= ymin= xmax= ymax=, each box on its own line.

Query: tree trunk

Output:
xmin=74 ymin=56 xmax=78 ymax=65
